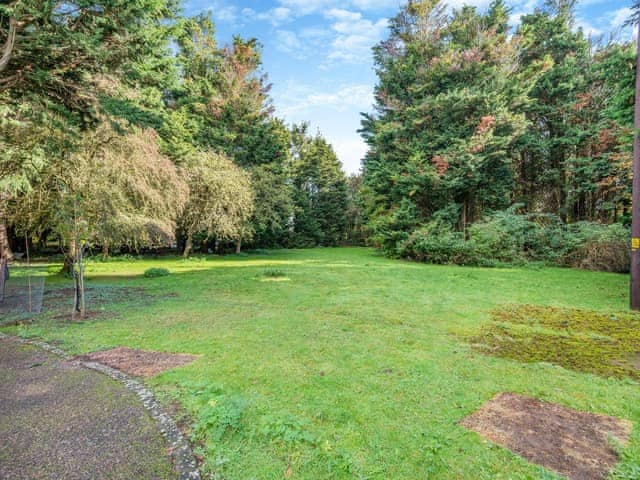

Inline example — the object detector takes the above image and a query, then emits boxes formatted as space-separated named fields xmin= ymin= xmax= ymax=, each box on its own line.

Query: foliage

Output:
xmin=262 ymin=267 xmax=286 ymax=278
xmin=180 ymin=151 xmax=254 ymax=257
xmin=259 ymin=412 xmax=316 ymax=445
xmin=144 ymin=267 xmax=170 ymax=278
xmin=249 ymin=163 xmax=294 ymax=248
xmin=195 ymin=394 xmax=249 ymax=441
xmin=361 ymin=0 xmax=634 ymax=268
xmin=11 ymin=124 xmax=187 ymax=251
xmin=398 ymin=208 xmax=630 ymax=271
xmin=290 ymin=124 xmax=349 ymax=247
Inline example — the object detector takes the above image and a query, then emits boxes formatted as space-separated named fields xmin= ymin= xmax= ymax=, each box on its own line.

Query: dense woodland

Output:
xmin=0 ymin=0 xmax=637 ymax=273
xmin=0 ymin=1 xmax=351 ymax=267
xmin=360 ymin=0 xmax=636 ymax=271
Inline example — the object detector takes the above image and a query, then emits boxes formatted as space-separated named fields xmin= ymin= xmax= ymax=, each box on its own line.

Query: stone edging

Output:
xmin=0 ymin=332 xmax=201 ymax=480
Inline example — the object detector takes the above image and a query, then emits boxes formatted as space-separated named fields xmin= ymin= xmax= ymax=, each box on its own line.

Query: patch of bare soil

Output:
xmin=461 ymin=392 xmax=632 ymax=480
xmin=77 ymin=347 xmax=198 ymax=377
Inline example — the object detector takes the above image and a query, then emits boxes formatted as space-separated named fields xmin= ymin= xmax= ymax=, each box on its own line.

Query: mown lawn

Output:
xmin=3 ymin=247 xmax=639 ymax=479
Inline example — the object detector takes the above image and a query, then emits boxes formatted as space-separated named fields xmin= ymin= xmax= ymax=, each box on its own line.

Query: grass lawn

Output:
xmin=3 ymin=247 xmax=640 ymax=479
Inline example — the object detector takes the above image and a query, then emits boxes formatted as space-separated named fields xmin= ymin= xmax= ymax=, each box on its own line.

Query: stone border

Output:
xmin=0 ymin=333 xmax=201 ymax=480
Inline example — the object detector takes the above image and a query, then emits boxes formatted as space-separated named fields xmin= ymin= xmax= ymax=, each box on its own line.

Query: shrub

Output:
xmin=398 ymin=224 xmax=472 ymax=264
xmin=259 ymin=413 xmax=316 ymax=445
xmin=195 ymin=395 xmax=248 ymax=441
xmin=262 ymin=267 xmax=286 ymax=278
xmin=467 ymin=208 xmax=537 ymax=264
xmin=143 ymin=267 xmax=170 ymax=278
xmin=562 ymin=222 xmax=629 ymax=273
xmin=395 ymin=207 xmax=630 ymax=272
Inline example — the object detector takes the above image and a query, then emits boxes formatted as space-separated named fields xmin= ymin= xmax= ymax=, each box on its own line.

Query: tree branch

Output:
xmin=0 ymin=17 xmax=17 ymax=74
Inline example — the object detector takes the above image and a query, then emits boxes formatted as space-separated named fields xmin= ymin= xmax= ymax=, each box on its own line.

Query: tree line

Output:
xmin=0 ymin=2 xmax=355 ymax=268
xmin=359 ymin=0 xmax=635 ymax=271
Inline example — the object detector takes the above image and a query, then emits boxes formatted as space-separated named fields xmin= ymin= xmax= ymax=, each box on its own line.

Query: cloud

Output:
xmin=274 ymin=30 xmax=305 ymax=58
xmin=243 ymin=7 xmax=293 ymax=26
xmin=277 ymin=0 xmax=396 ymax=16
xmin=332 ymin=137 xmax=367 ymax=174
xmin=324 ymin=9 xmax=389 ymax=64
xmin=307 ymin=84 xmax=374 ymax=110
xmin=276 ymin=82 xmax=374 ymax=118
xmin=610 ymin=7 xmax=632 ymax=29
xmin=203 ymin=1 xmax=238 ymax=23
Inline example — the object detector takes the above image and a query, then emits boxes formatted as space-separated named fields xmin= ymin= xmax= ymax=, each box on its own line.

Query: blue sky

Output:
xmin=183 ymin=0 xmax=634 ymax=174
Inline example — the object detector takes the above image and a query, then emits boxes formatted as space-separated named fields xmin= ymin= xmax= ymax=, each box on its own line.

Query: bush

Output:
xmin=468 ymin=208 xmax=538 ymax=264
xmin=195 ymin=395 xmax=248 ymax=441
xmin=396 ymin=208 xmax=630 ymax=272
xmin=562 ymin=222 xmax=629 ymax=273
xmin=398 ymin=224 xmax=472 ymax=264
xmin=143 ymin=267 xmax=170 ymax=278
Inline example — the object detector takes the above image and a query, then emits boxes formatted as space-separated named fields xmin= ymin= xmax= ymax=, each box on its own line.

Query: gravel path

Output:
xmin=0 ymin=338 xmax=176 ymax=480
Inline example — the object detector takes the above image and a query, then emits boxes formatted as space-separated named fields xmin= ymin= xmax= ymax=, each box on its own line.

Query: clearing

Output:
xmin=1 ymin=247 xmax=639 ymax=479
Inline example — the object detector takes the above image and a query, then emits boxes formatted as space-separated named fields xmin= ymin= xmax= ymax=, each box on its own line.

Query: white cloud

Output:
xmin=332 ymin=137 xmax=367 ymax=174
xmin=275 ymin=30 xmax=304 ymax=57
xmin=277 ymin=0 xmax=396 ymax=16
xmin=610 ymin=7 xmax=632 ymax=29
xmin=308 ymin=84 xmax=374 ymax=110
xmin=324 ymin=9 xmax=389 ymax=64
xmin=205 ymin=1 xmax=238 ymax=23
xmin=243 ymin=7 xmax=294 ymax=26
xmin=275 ymin=82 xmax=374 ymax=118
xmin=575 ymin=17 xmax=603 ymax=37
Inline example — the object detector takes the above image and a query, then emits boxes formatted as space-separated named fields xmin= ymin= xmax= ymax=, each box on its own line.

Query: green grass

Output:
xmin=2 ymin=247 xmax=639 ymax=479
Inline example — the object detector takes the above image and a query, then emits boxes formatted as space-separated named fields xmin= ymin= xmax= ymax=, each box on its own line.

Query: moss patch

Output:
xmin=472 ymin=304 xmax=640 ymax=379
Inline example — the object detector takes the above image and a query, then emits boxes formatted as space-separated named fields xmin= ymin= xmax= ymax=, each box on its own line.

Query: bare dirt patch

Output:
xmin=77 ymin=347 xmax=198 ymax=377
xmin=461 ymin=392 xmax=632 ymax=480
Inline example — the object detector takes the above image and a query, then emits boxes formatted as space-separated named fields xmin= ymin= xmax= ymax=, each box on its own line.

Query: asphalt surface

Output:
xmin=0 ymin=338 xmax=175 ymax=480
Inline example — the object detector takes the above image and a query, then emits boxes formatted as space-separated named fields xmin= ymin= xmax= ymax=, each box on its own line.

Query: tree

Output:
xmin=361 ymin=0 xmax=537 ymax=247
xmin=291 ymin=125 xmax=349 ymax=246
xmin=180 ymin=151 xmax=254 ymax=257
xmin=0 ymin=0 xmax=178 ymax=268
xmin=11 ymin=124 xmax=187 ymax=315
xmin=250 ymin=163 xmax=295 ymax=247
xmin=0 ymin=0 xmax=178 ymax=120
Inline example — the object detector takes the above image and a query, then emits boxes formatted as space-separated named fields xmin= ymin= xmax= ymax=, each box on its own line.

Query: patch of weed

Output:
xmin=472 ymin=304 xmax=640 ymax=379
xmin=259 ymin=412 xmax=316 ymax=445
xmin=262 ymin=267 xmax=286 ymax=278
xmin=195 ymin=394 xmax=249 ymax=441
xmin=144 ymin=267 xmax=170 ymax=278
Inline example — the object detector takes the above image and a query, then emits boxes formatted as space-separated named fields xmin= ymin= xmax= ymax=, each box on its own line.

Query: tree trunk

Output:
xmin=235 ymin=237 xmax=242 ymax=254
xmin=183 ymin=232 xmax=193 ymax=258
xmin=0 ymin=197 xmax=13 ymax=261
xmin=61 ymin=243 xmax=75 ymax=275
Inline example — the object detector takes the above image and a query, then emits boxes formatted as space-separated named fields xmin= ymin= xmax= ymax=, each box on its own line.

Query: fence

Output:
xmin=0 ymin=267 xmax=46 ymax=320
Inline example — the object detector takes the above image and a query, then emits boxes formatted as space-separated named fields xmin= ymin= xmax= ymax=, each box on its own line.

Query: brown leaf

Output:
xmin=284 ymin=464 xmax=293 ymax=478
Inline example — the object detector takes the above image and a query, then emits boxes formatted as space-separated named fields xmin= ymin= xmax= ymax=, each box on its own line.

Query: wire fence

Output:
xmin=0 ymin=268 xmax=46 ymax=319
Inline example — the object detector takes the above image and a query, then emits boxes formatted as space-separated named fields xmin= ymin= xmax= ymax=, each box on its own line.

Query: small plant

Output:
xmin=144 ymin=267 xmax=170 ymax=278
xmin=262 ymin=267 xmax=286 ymax=278
xmin=259 ymin=412 xmax=316 ymax=445
xmin=194 ymin=394 xmax=249 ymax=441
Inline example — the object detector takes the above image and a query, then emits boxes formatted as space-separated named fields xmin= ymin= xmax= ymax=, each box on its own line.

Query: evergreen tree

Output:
xmin=291 ymin=124 xmax=349 ymax=246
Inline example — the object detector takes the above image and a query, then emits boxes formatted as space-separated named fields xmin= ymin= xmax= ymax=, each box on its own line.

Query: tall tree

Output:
xmin=291 ymin=124 xmax=349 ymax=246
xmin=361 ymin=0 xmax=537 ymax=248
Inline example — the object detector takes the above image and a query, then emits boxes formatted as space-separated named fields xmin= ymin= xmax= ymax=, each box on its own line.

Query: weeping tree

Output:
xmin=0 ymin=0 xmax=178 ymax=254
xmin=181 ymin=151 xmax=254 ymax=257
xmin=13 ymin=124 xmax=187 ymax=317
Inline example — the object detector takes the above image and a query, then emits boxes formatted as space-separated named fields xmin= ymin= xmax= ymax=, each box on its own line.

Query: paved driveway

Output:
xmin=0 ymin=338 xmax=175 ymax=480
